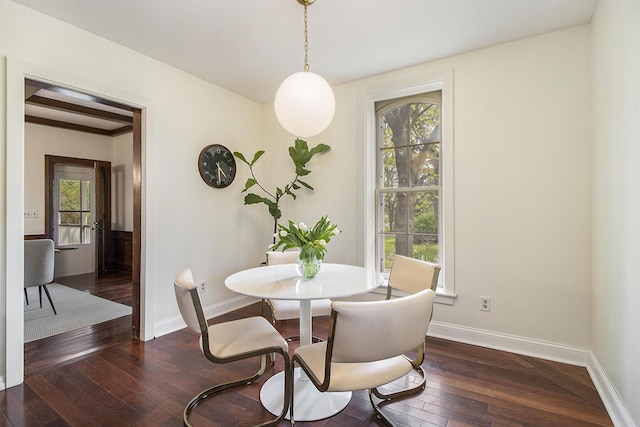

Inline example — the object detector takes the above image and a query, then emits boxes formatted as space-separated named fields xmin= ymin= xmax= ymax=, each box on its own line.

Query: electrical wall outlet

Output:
xmin=480 ymin=296 xmax=491 ymax=312
xmin=24 ymin=210 xmax=38 ymax=218
xmin=198 ymin=280 xmax=206 ymax=293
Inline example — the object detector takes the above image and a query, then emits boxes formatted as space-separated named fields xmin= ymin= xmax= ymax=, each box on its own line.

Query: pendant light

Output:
xmin=274 ymin=0 xmax=335 ymax=138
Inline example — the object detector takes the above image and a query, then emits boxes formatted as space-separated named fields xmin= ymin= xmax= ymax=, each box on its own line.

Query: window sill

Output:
xmin=379 ymin=282 xmax=457 ymax=305
xmin=435 ymin=291 xmax=456 ymax=305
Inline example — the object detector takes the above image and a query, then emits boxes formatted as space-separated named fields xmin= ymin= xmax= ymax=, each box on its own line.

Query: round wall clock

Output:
xmin=198 ymin=144 xmax=236 ymax=188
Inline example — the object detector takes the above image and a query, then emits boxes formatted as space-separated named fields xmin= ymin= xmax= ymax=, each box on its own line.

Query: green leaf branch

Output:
xmin=233 ymin=138 xmax=331 ymax=239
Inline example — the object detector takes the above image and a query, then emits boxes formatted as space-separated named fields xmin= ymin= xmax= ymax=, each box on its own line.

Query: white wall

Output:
xmin=591 ymin=0 xmax=640 ymax=425
xmin=264 ymin=27 xmax=593 ymax=351
xmin=1 ymin=0 xmax=265 ymax=386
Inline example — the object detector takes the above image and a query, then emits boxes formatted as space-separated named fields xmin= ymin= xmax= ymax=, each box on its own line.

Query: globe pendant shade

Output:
xmin=274 ymin=71 xmax=335 ymax=138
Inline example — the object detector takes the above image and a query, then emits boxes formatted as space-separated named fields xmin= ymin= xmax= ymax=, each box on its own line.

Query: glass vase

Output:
xmin=296 ymin=254 xmax=322 ymax=279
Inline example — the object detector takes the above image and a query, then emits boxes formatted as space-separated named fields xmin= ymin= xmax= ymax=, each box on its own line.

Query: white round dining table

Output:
xmin=225 ymin=263 xmax=383 ymax=421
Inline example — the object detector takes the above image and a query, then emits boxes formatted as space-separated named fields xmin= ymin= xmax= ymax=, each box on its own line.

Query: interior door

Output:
xmin=94 ymin=161 xmax=111 ymax=278
xmin=46 ymin=156 xmax=112 ymax=279
xmin=53 ymin=164 xmax=96 ymax=276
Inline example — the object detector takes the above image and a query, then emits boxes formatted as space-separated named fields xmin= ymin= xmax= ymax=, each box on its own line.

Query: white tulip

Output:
xmin=298 ymin=222 xmax=308 ymax=232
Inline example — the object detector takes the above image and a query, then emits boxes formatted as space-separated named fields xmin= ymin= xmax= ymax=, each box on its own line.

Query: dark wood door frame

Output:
xmin=44 ymin=156 xmax=111 ymax=278
xmin=27 ymin=80 xmax=143 ymax=340
xmin=94 ymin=161 xmax=111 ymax=277
xmin=132 ymin=109 xmax=142 ymax=339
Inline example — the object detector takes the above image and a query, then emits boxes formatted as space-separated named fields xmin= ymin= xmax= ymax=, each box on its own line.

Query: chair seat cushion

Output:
xmin=270 ymin=299 xmax=332 ymax=320
xmin=294 ymin=342 xmax=414 ymax=392
xmin=200 ymin=316 xmax=288 ymax=359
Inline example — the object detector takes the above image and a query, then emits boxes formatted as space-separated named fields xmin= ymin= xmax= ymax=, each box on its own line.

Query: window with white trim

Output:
xmin=376 ymin=91 xmax=442 ymax=276
xmin=376 ymin=91 xmax=442 ymax=275
xmin=54 ymin=166 xmax=94 ymax=246
xmin=365 ymin=73 xmax=454 ymax=299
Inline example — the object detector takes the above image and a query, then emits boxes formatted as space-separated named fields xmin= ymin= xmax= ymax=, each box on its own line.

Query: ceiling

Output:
xmin=14 ymin=0 xmax=599 ymax=105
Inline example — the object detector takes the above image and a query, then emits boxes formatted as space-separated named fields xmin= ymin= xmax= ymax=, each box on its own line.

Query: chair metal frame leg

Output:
xmin=370 ymin=364 xmax=426 ymax=401
xmin=183 ymin=288 xmax=292 ymax=427
xmin=40 ymin=284 xmax=57 ymax=315
xmin=368 ymin=365 xmax=427 ymax=426
xmin=183 ymin=354 xmax=290 ymax=427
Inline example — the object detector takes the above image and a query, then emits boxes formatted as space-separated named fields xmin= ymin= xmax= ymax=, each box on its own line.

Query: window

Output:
xmin=365 ymin=72 xmax=454 ymax=299
xmin=54 ymin=166 xmax=94 ymax=246
xmin=376 ymin=92 xmax=441 ymax=272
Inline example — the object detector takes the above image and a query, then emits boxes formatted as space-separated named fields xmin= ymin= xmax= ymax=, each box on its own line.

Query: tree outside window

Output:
xmin=58 ymin=178 xmax=92 ymax=246
xmin=377 ymin=91 xmax=441 ymax=272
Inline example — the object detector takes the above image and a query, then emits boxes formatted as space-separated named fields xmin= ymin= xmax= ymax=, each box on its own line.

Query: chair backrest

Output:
xmin=24 ymin=239 xmax=55 ymax=288
xmin=174 ymin=268 xmax=207 ymax=335
xmin=266 ymin=250 xmax=299 ymax=265
xmin=388 ymin=255 xmax=441 ymax=295
xmin=328 ymin=289 xmax=436 ymax=364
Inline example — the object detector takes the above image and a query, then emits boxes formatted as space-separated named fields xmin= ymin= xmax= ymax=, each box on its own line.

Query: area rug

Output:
xmin=24 ymin=283 xmax=132 ymax=343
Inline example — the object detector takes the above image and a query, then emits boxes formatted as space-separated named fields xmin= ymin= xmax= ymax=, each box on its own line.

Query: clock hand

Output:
xmin=216 ymin=162 xmax=228 ymax=178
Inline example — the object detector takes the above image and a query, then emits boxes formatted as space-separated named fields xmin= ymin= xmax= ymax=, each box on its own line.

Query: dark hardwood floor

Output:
xmin=10 ymin=294 xmax=613 ymax=426
xmin=55 ymin=271 xmax=134 ymax=306
xmin=23 ymin=271 xmax=134 ymax=377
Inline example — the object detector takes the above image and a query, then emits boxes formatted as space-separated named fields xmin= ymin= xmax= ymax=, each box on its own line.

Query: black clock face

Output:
xmin=198 ymin=144 xmax=236 ymax=188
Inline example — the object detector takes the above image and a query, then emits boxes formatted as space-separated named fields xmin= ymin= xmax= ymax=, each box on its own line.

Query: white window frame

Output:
xmin=53 ymin=165 xmax=95 ymax=247
xmin=362 ymin=69 xmax=456 ymax=303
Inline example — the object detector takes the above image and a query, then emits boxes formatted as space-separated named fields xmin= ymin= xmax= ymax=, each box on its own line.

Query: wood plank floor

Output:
xmin=8 ymin=288 xmax=613 ymax=426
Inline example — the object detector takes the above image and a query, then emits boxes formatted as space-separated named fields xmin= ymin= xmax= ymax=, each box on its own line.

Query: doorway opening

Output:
xmin=22 ymin=79 xmax=143 ymax=372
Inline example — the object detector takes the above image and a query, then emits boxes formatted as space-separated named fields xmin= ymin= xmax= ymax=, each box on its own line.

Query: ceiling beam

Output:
xmin=111 ymin=125 xmax=134 ymax=137
xmin=25 ymin=115 xmax=114 ymax=136
xmin=26 ymin=95 xmax=133 ymax=125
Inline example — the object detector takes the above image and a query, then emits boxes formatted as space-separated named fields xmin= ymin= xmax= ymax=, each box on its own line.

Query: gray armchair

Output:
xmin=24 ymin=239 xmax=57 ymax=315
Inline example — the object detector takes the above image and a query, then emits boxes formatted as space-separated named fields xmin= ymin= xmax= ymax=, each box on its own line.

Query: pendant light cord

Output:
xmin=303 ymin=2 xmax=309 ymax=71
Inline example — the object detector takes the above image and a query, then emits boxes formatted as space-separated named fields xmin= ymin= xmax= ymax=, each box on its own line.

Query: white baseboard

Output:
xmin=154 ymin=294 xmax=257 ymax=338
xmin=587 ymin=352 xmax=637 ymax=427
xmin=427 ymin=321 xmax=590 ymax=366
xmin=427 ymin=322 xmax=640 ymax=426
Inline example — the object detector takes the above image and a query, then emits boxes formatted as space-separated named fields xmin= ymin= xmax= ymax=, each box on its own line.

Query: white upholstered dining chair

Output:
xmin=290 ymin=288 xmax=436 ymax=426
xmin=385 ymin=254 xmax=441 ymax=299
xmin=334 ymin=254 xmax=440 ymax=303
xmin=174 ymin=268 xmax=292 ymax=426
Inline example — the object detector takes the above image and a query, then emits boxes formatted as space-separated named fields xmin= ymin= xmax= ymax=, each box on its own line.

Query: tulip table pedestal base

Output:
xmin=260 ymin=367 xmax=351 ymax=421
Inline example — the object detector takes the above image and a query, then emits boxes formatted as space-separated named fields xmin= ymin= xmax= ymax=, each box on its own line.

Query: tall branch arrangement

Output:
xmin=234 ymin=138 xmax=330 ymax=241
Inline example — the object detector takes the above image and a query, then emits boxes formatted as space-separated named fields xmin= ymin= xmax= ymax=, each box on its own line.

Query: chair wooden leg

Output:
xmin=41 ymin=284 xmax=57 ymax=315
